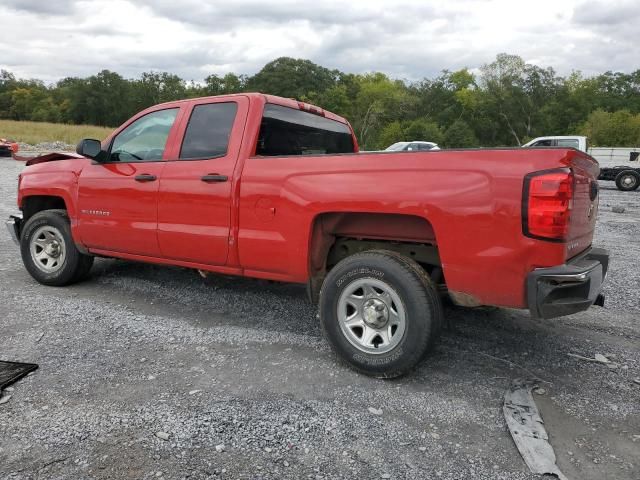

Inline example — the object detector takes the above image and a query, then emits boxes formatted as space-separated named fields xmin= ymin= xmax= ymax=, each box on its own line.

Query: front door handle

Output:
xmin=201 ymin=174 xmax=228 ymax=183
xmin=134 ymin=174 xmax=157 ymax=182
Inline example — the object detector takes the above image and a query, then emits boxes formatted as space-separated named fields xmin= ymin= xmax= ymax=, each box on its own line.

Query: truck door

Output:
xmin=157 ymin=96 xmax=248 ymax=265
xmin=77 ymin=107 xmax=180 ymax=256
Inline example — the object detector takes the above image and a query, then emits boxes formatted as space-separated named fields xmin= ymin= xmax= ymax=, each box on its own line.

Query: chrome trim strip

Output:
xmin=537 ymin=265 xmax=599 ymax=284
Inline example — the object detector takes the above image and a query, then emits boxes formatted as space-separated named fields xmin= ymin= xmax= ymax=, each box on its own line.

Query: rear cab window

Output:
xmin=256 ymin=104 xmax=354 ymax=156
xmin=556 ymin=139 xmax=579 ymax=149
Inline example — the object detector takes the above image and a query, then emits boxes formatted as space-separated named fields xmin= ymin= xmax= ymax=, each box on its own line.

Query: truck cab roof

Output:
xmin=152 ymin=92 xmax=351 ymax=126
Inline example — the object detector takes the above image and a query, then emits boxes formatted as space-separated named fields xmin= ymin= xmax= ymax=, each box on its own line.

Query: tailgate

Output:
xmin=567 ymin=150 xmax=600 ymax=259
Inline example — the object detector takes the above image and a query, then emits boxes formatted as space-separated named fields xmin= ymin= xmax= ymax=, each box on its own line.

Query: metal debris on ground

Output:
xmin=0 ymin=360 xmax=38 ymax=391
xmin=567 ymin=352 xmax=617 ymax=366
xmin=503 ymin=379 xmax=568 ymax=480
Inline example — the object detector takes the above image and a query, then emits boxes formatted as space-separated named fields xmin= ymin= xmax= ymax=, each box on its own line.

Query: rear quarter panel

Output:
xmin=238 ymin=148 xmax=586 ymax=308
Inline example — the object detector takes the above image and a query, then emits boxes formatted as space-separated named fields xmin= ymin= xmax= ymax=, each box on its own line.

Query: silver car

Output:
xmin=385 ymin=141 xmax=440 ymax=152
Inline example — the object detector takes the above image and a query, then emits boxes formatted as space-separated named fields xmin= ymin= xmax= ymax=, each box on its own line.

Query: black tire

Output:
xmin=384 ymin=250 xmax=443 ymax=347
xmin=615 ymin=170 xmax=640 ymax=191
xmin=20 ymin=209 xmax=94 ymax=286
xmin=319 ymin=250 xmax=443 ymax=378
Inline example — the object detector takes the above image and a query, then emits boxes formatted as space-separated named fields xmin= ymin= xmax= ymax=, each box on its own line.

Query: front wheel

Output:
xmin=615 ymin=170 xmax=640 ymax=191
xmin=319 ymin=250 xmax=443 ymax=378
xmin=20 ymin=209 xmax=94 ymax=286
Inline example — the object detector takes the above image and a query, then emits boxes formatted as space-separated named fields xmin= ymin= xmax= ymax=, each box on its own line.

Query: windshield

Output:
xmin=385 ymin=142 xmax=409 ymax=151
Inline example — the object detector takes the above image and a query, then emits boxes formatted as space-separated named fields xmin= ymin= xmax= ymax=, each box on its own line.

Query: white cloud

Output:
xmin=0 ymin=0 xmax=636 ymax=83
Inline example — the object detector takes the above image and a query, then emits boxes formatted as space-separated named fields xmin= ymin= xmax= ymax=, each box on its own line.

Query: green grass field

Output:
xmin=0 ymin=119 xmax=113 ymax=146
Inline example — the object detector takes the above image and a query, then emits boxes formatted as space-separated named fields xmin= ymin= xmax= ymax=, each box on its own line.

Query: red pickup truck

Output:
xmin=6 ymin=93 xmax=608 ymax=377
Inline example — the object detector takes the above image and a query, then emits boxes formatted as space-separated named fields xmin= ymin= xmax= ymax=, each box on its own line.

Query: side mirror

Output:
xmin=76 ymin=138 xmax=105 ymax=161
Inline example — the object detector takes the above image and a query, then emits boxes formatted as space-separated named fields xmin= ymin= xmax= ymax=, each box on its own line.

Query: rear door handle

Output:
xmin=134 ymin=174 xmax=157 ymax=182
xmin=201 ymin=174 xmax=228 ymax=183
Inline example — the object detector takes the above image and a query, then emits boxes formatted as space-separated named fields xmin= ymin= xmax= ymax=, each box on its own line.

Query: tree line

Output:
xmin=1 ymin=53 xmax=639 ymax=149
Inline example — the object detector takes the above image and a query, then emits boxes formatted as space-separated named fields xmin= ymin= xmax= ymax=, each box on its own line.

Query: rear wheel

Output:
xmin=319 ymin=250 xmax=443 ymax=378
xmin=615 ymin=170 xmax=640 ymax=191
xmin=20 ymin=209 xmax=94 ymax=286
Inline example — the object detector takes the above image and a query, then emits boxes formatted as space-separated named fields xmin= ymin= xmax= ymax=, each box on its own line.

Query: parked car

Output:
xmin=7 ymin=94 xmax=608 ymax=377
xmin=523 ymin=135 xmax=640 ymax=191
xmin=0 ymin=138 xmax=19 ymax=157
xmin=385 ymin=141 xmax=440 ymax=151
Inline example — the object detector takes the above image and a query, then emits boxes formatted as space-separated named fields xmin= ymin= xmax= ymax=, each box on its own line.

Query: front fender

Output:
xmin=19 ymin=171 xmax=82 ymax=245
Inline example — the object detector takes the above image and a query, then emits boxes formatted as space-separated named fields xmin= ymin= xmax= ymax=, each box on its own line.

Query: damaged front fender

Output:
xmin=14 ymin=152 xmax=84 ymax=166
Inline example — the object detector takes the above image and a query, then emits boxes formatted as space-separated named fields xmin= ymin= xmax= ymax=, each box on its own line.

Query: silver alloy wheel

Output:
xmin=337 ymin=277 xmax=406 ymax=354
xmin=29 ymin=225 xmax=66 ymax=273
xmin=621 ymin=174 xmax=637 ymax=188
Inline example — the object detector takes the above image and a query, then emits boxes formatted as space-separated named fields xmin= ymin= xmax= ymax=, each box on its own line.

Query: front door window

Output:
xmin=110 ymin=108 xmax=178 ymax=162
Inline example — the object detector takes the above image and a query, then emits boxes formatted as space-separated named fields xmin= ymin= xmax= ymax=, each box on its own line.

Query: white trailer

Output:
xmin=523 ymin=136 xmax=640 ymax=191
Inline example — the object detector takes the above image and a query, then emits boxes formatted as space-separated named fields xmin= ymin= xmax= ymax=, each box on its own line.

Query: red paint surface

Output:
xmin=16 ymin=93 xmax=600 ymax=309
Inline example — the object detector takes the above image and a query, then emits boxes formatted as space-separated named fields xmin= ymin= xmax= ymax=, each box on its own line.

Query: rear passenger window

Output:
xmin=256 ymin=104 xmax=354 ymax=156
xmin=180 ymin=102 xmax=237 ymax=160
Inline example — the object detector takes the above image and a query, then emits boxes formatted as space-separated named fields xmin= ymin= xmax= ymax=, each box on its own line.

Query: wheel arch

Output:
xmin=307 ymin=211 xmax=442 ymax=302
xmin=21 ymin=195 xmax=69 ymax=223
xmin=19 ymin=194 xmax=87 ymax=252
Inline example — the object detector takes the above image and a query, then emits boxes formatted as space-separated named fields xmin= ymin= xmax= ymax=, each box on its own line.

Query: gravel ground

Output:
xmin=0 ymin=157 xmax=638 ymax=480
xmin=18 ymin=141 xmax=75 ymax=152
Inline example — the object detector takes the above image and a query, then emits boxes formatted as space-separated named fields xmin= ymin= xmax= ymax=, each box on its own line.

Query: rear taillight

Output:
xmin=523 ymin=168 xmax=574 ymax=241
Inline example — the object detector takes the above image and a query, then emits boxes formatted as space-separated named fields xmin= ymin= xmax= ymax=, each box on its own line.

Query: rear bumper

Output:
xmin=6 ymin=213 xmax=22 ymax=245
xmin=527 ymin=247 xmax=609 ymax=319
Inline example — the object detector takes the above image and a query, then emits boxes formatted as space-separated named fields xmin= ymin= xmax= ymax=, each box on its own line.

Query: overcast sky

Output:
xmin=0 ymin=0 xmax=637 ymax=84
